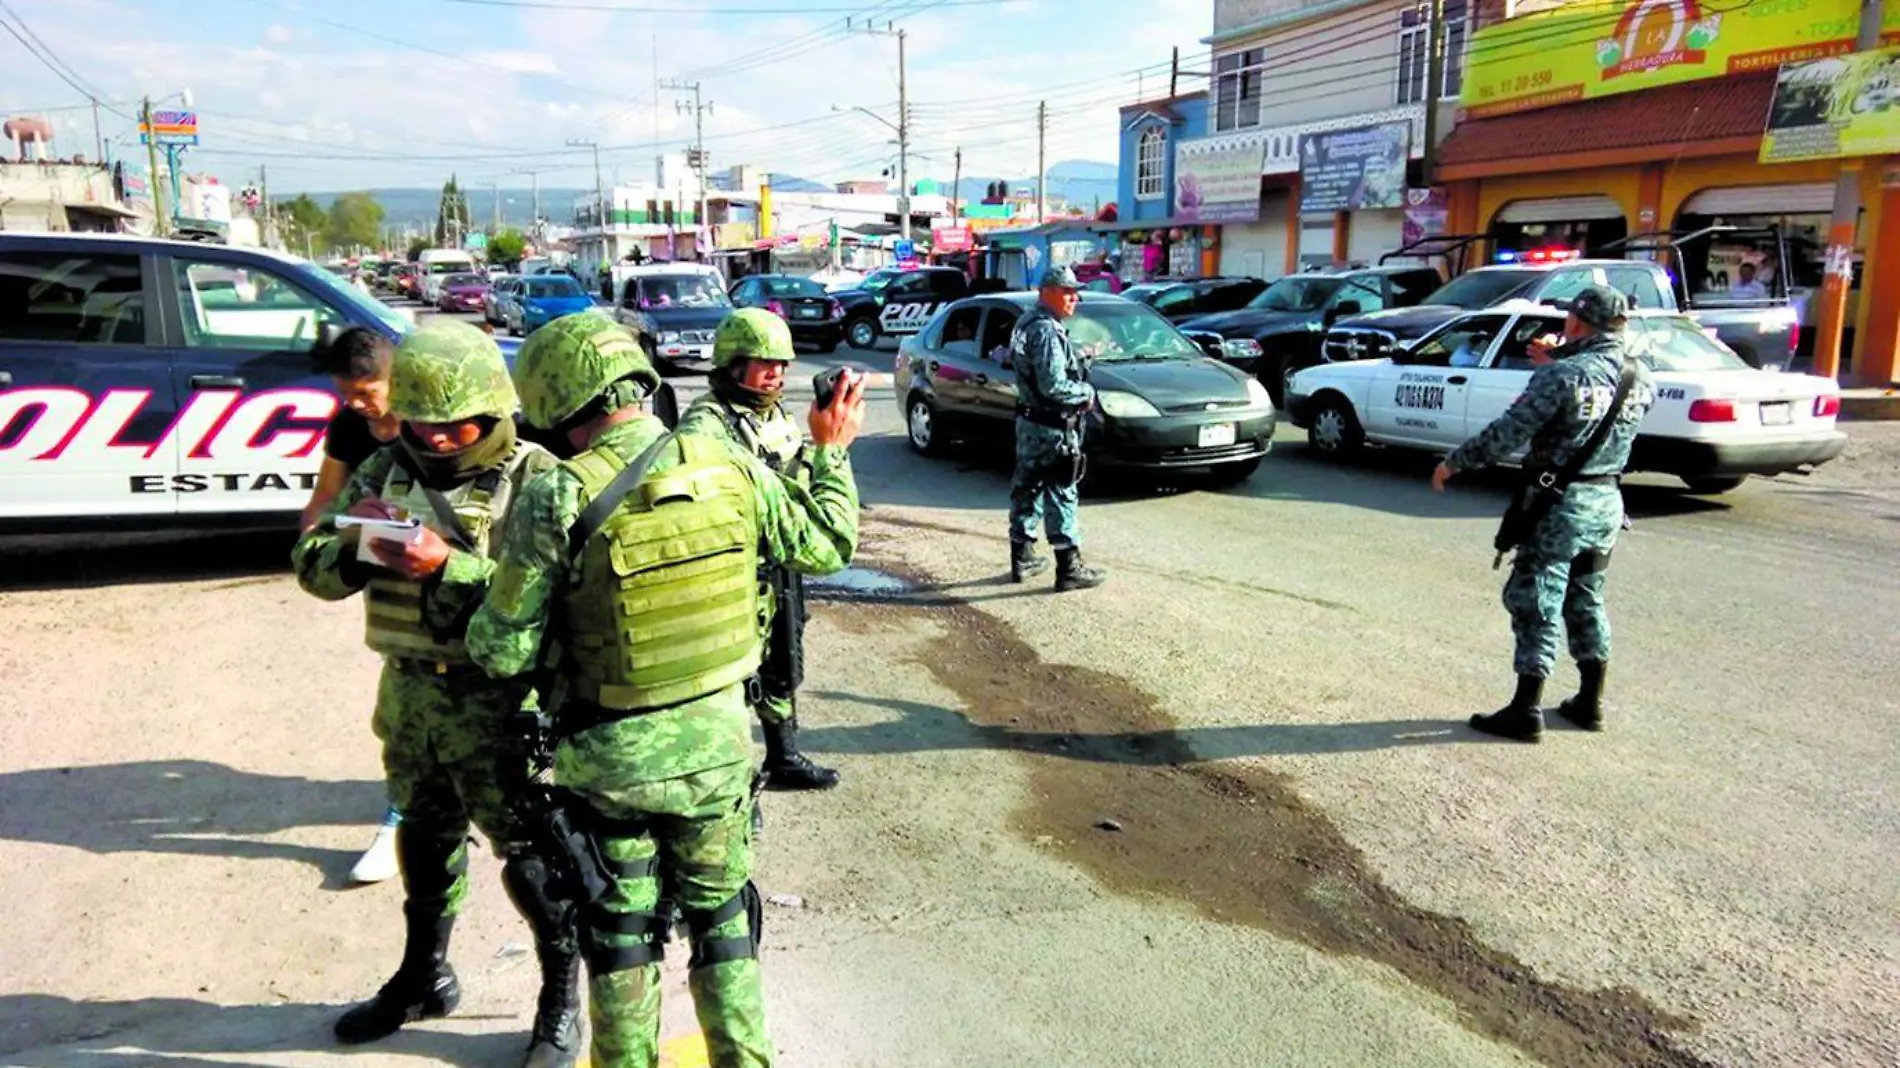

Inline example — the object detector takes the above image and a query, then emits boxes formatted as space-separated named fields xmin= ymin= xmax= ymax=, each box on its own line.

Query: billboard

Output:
xmin=1761 ymin=45 xmax=1900 ymax=161
xmin=1298 ymin=123 xmax=1411 ymax=214
xmin=1174 ymin=135 xmax=1266 ymax=222
xmin=139 ymin=110 xmax=199 ymax=146
xmin=1461 ymin=0 xmax=1900 ymax=119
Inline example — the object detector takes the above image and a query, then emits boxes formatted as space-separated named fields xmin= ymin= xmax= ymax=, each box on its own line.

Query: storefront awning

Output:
xmin=1437 ymin=71 xmax=1778 ymax=180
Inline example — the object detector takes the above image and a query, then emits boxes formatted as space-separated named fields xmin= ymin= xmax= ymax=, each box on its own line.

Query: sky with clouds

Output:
xmin=1 ymin=0 xmax=1211 ymax=195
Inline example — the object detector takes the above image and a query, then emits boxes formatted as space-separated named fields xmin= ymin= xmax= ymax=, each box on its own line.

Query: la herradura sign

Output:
xmin=1460 ymin=0 xmax=1900 ymax=118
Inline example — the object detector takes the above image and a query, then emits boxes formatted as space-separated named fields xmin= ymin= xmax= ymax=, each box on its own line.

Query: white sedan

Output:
xmin=1284 ymin=301 xmax=1847 ymax=494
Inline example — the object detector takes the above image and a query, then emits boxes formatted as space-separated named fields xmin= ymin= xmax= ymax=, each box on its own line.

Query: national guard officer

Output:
xmin=465 ymin=312 xmax=864 ymax=1068
xmin=1009 ymin=264 xmax=1106 ymax=591
xmin=290 ymin=319 xmax=584 ymax=1068
xmin=1432 ymin=285 xmax=1655 ymax=742
xmin=675 ymin=307 xmax=840 ymax=791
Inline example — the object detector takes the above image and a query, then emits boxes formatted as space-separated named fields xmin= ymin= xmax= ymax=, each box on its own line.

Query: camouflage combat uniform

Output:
xmin=292 ymin=320 xmax=584 ymax=1066
xmin=1444 ymin=285 xmax=1655 ymax=737
xmin=466 ymin=312 xmax=859 ymax=1068
xmin=1009 ymin=266 xmax=1104 ymax=589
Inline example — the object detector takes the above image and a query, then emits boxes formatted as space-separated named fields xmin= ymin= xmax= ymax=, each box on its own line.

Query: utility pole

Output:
xmin=848 ymin=18 xmax=910 ymax=241
xmin=1036 ymin=100 xmax=1048 ymax=225
xmin=491 ymin=180 xmax=502 ymax=232
xmin=1421 ymin=0 xmax=1448 ymax=183
xmin=513 ymin=166 xmax=541 ymax=242
xmin=662 ymin=79 xmax=713 ymax=251
xmin=90 ymin=97 xmax=103 ymax=164
xmin=567 ymin=136 xmax=604 ymax=236
xmin=259 ymin=164 xmax=271 ymax=248
xmin=140 ymin=97 xmax=168 ymax=237
xmin=952 ymin=146 xmax=962 ymax=221
xmin=1813 ymin=0 xmax=1884 ymax=381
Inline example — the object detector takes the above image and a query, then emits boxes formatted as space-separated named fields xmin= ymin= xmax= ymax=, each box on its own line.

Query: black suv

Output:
xmin=832 ymin=266 xmax=971 ymax=350
xmin=1176 ymin=265 xmax=1445 ymax=405
xmin=1122 ymin=276 xmax=1268 ymax=322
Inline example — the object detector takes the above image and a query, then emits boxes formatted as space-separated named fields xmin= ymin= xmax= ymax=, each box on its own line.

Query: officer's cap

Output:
xmin=1559 ymin=284 xmax=1630 ymax=331
xmin=1039 ymin=265 xmax=1081 ymax=291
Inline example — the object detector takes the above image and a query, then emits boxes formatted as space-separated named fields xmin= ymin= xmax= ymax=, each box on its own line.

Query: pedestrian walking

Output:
xmin=291 ymin=320 xmax=583 ymax=1068
xmin=466 ymin=312 xmax=863 ymax=1068
xmin=1432 ymin=285 xmax=1656 ymax=742
xmin=675 ymin=308 xmax=841 ymax=791
xmin=1008 ymin=264 xmax=1105 ymax=591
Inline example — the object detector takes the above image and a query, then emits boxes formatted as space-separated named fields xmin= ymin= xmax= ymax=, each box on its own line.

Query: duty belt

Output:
xmin=1015 ymin=405 xmax=1079 ymax=431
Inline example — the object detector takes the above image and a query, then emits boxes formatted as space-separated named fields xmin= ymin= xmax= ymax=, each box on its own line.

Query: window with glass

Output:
xmin=1136 ymin=126 xmax=1166 ymax=200
xmin=0 ymin=250 xmax=147 ymax=345
xmin=937 ymin=306 xmax=982 ymax=358
xmin=1060 ymin=302 xmax=1205 ymax=362
xmin=1214 ymin=48 xmax=1266 ymax=131
xmin=174 ymin=260 xmax=340 ymax=352
xmin=1397 ymin=1 xmax=1469 ymax=106
xmin=634 ymin=275 xmax=730 ymax=309
xmin=1411 ymin=315 xmax=1509 ymax=367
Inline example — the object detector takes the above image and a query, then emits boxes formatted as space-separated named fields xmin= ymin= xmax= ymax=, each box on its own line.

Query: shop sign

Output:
xmin=1461 ymin=0 xmax=1900 ymax=119
xmin=1401 ymin=187 xmax=1449 ymax=246
xmin=931 ymin=221 xmax=973 ymax=251
xmin=1298 ymin=123 xmax=1410 ymax=214
xmin=1762 ymin=46 xmax=1900 ymax=162
xmin=1174 ymin=135 xmax=1267 ymax=222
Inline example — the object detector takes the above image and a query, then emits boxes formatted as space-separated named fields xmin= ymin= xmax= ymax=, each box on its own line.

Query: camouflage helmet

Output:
xmin=513 ymin=310 xmax=662 ymax=430
xmin=711 ymin=307 xmax=796 ymax=369
xmin=388 ymin=319 xmax=516 ymax=423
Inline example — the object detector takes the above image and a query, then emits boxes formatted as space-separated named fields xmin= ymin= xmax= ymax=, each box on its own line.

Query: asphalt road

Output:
xmin=1 ymin=307 xmax=1895 ymax=1067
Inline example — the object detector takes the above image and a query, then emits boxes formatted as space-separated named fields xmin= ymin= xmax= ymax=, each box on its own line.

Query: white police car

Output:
xmin=0 ymin=232 xmax=517 ymax=531
xmin=1284 ymin=300 xmax=1847 ymax=494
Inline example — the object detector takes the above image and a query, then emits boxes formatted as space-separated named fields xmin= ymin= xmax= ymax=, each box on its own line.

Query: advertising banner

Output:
xmin=1401 ymin=187 xmax=1449 ymax=246
xmin=1461 ymin=0 xmax=1900 ymax=119
xmin=1761 ymin=45 xmax=1900 ymax=161
xmin=139 ymin=110 xmax=199 ymax=146
xmin=1173 ymin=136 xmax=1266 ymax=222
xmin=931 ymin=221 xmax=973 ymax=251
xmin=1298 ymin=123 xmax=1411 ymax=214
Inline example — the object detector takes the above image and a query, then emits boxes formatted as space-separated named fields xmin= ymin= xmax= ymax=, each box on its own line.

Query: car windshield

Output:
xmin=1249 ymin=276 xmax=1341 ymax=312
xmin=860 ymin=271 xmax=899 ymax=293
xmin=288 ymin=257 xmax=410 ymax=335
xmin=1633 ymin=317 xmax=1752 ymax=372
xmin=527 ymin=277 xmax=584 ymax=298
xmin=426 ymin=261 xmax=468 ymax=275
xmin=1061 ymin=301 xmax=1206 ymax=362
xmin=1424 ymin=270 xmax=1539 ymax=307
xmin=636 ymin=275 xmax=730 ymax=309
xmin=445 ymin=273 xmax=483 ymax=287
xmin=1120 ymin=284 xmax=1169 ymax=303
xmin=762 ymin=277 xmax=825 ymax=298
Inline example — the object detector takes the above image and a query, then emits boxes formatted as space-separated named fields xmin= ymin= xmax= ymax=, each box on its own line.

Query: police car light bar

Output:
xmin=1496 ymin=247 xmax=1581 ymax=264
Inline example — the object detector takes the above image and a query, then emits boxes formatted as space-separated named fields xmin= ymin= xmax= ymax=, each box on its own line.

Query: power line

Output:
xmin=422 ymin=0 xmax=1014 ymax=10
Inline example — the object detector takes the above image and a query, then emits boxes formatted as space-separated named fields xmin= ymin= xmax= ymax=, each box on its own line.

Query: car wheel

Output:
xmin=1206 ymin=457 xmax=1262 ymax=486
xmin=1682 ymin=475 xmax=1746 ymax=495
xmin=846 ymin=317 xmax=879 ymax=350
xmin=906 ymin=393 xmax=946 ymax=457
xmin=1306 ymin=395 xmax=1365 ymax=457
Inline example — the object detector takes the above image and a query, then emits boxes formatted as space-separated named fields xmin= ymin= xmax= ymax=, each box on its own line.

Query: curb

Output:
xmin=1841 ymin=391 xmax=1900 ymax=422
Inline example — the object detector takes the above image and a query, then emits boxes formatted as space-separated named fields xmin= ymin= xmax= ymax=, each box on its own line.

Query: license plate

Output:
xmin=1198 ymin=423 xmax=1237 ymax=448
xmin=796 ymin=307 xmax=820 ymax=319
xmin=1760 ymin=401 xmax=1792 ymax=425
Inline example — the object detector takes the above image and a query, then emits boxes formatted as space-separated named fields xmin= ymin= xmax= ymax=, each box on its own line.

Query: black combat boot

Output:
xmin=1009 ymin=539 xmax=1049 ymax=583
xmin=1053 ymin=546 xmax=1107 ymax=592
xmin=1555 ymin=660 xmax=1607 ymax=732
xmin=1468 ymin=676 xmax=1546 ymax=743
xmin=502 ymin=856 xmax=583 ymax=1068
xmin=762 ymin=716 xmax=840 ymax=791
xmin=334 ymin=901 xmax=461 ymax=1043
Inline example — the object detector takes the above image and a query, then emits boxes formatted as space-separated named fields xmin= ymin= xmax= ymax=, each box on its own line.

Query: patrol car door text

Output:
xmin=878 ymin=272 xmax=941 ymax=334
xmin=1365 ymin=314 xmax=1499 ymax=447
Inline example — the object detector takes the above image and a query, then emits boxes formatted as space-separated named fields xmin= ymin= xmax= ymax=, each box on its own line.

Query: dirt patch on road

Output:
xmin=816 ymin=535 xmax=1716 ymax=1068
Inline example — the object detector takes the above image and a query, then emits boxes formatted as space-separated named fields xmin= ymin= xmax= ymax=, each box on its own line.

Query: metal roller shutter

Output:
xmin=1680 ymin=184 xmax=1834 ymax=216
xmin=1495 ymin=195 xmax=1624 ymax=223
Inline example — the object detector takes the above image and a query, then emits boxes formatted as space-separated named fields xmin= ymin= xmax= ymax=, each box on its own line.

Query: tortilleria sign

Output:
xmin=1461 ymin=0 xmax=1900 ymax=119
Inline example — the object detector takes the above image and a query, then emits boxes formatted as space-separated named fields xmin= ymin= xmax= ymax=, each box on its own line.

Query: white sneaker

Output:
xmin=350 ymin=823 xmax=400 ymax=884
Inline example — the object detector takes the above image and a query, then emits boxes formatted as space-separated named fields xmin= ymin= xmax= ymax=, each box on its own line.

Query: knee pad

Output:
xmin=681 ymin=881 xmax=762 ymax=970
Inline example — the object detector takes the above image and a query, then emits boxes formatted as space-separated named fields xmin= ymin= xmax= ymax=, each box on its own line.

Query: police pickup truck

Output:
xmin=832 ymin=265 xmax=972 ymax=350
xmin=0 ymin=232 xmax=520 ymax=532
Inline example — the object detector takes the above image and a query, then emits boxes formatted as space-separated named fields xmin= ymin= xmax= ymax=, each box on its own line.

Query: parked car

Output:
xmin=610 ymin=263 xmax=733 ymax=372
xmin=435 ymin=272 xmax=489 ymax=314
xmin=833 ymin=265 xmax=972 ymax=350
xmin=729 ymin=274 xmax=845 ymax=352
xmin=1285 ymin=301 xmax=1845 ymax=494
xmin=1324 ymin=251 xmax=1801 ymax=374
xmin=1177 ymin=264 xmax=1446 ymax=407
xmin=1122 ymin=276 xmax=1269 ymax=323
xmin=504 ymin=273 xmax=595 ymax=336
xmin=393 ymin=263 xmax=421 ymax=300
xmin=485 ymin=274 xmax=519 ymax=325
xmin=893 ymin=292 xmax=1276 ymax=483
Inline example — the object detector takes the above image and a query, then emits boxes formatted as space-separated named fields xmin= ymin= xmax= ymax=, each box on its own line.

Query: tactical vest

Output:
xmin=559 ymin=432 xmax=765 ymax=712
xmin=703 ymin=397 xmax=805 ymax=477
xmin=363 ymin=444 xmax=552 ymax=663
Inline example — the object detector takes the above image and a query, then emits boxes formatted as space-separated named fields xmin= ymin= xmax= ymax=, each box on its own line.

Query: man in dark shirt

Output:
xmin=302 ymin=327 xmax=407 ymax=883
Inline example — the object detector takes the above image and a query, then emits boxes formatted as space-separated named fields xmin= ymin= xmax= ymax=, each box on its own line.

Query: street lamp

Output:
xmin=833 ymin=103 xmax=912 ymax=240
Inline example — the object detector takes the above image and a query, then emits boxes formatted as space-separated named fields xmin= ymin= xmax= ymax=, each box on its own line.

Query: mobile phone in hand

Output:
xmin=813 ymin=365 xmax=867 ymax=409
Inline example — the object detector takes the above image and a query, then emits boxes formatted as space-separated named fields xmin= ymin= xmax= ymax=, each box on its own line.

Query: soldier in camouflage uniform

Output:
xmin=465 ymin=312 xmax=864 ymax=1068
xmin=1009 ymin=264 xmax=1105 ymax=591
xmin=1433 ymin=285 xmax=1656 ymax=742
xmin=291 ymin=320 xmax=584 ymax=1067
xmin=675 ymin=308 xmax=839 ymax=791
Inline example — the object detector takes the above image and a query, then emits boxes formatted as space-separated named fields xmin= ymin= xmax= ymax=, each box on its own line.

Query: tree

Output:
xmin=488 ymin=227 xmax=527 ymax=264
xmin=406 ymin=240 xmax=428 ymax=263
xmin=326 ymin=192 xmax=385 ymax=253
xmin=434 ymin=175 xmax=471 ymax=248
xmin=276 ymin=193 xmax=328 ymax=254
